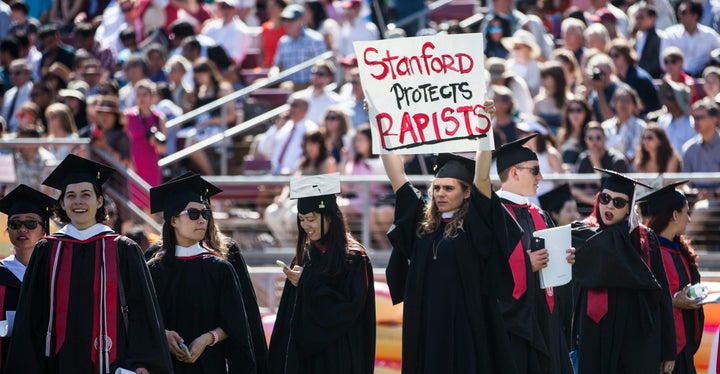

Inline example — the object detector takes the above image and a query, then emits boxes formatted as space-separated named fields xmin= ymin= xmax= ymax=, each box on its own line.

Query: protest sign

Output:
xmin=354 ymin=33 xmax=492 ymax=154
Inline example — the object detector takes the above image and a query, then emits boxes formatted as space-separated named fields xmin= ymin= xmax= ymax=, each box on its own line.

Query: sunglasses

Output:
xmin=177 ymin=208 xmax=212 ymax=220
xmin=325 ymin=114 xmax=340 ymax=120
xmin=664 ymin=58 xmax=680 ymax=65
xmin=8 ymin=219 xmax=42 ymax=230
xmin=515 ymin=165 xmax=541 ymax=176
xmin=585 ymin=134 xmax=603 ymax=141
xmin=599 ymin=192 xmax=629 ymax=209
xmin=311 ymin=70 xmax=330 ymax=77
xmin=488 ymin=26 xmax=503 ymax=33
xmin=567 ymin=107 xmax=584 ymax=113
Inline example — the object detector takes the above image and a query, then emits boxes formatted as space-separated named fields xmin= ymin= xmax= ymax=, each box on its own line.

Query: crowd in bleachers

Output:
xmin=1 ymin=0 xmax=720 ymax=247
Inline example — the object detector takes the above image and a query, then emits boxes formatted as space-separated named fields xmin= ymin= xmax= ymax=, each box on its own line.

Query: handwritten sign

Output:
xmin=354 ymin=33 xmax=492 ymax=154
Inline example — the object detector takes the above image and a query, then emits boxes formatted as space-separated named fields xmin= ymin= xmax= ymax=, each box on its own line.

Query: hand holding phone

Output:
xmin=276 ymin=260 xmax=288 ymax=268
xmin=178 ymin=342 xmax=192 ymax=359
xmin=531 ymin=237 xmax=546 ymax=252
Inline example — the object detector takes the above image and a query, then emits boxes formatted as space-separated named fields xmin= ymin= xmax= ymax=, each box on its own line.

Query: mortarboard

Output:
xmin=42 ymin=154 xmax=116 ymax=191
xmin=492 ymin=134 xmax=539 ymax=173
xmin=434 ymin=153 xmax=475 ymax=185
xmin=0 ymin=184 xmax=56 ymax=233
xmin=637 ymin=180 xmax=688 ymax=216
xmin=594 ymin=167 xmax=652 ymax=197
xmin=150 ymin=173 xmax=222 ymax=219
xmin=538 ymin=183 xmax=574 ymax=214
xmin=290 ymin=173 xmax=341 ymax=214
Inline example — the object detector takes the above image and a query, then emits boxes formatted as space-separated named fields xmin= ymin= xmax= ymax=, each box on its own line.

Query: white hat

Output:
xmin=290 ymin=173 xmax=341 ymax=214
xmin=501 ymin=29 xmax=541 ymax=59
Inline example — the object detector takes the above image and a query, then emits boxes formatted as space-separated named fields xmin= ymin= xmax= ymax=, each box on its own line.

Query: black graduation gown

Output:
xmin=499 ymin=199 xmax=573 ymax=374
xmin=384 ymin=182 xmax=518 ymax=374
xmin=149 ymin=252 xmax=257 ymax=374
xmin=5 ymin=233 xmax=173 ymax=373
xmin=572 ymin=223 xmax=676 ymax=374
xmin=268 ymin=244 xmax=375 ymax=374
xmin=657 ymin=236 xmax=704 ymax=374
xmin=0 ymin=264 xmax=21 ymax=372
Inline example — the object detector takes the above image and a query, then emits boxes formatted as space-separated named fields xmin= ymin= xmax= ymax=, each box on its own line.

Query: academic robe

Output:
xmin=658 ymin=236 xmax=704 ymax=374
xmin=572 ymin=223 xmax=676 ymax=374
xmin=149 ymin=252 xmax=257 ymax=374
xmin=384 ymin=182 xmax=518 ymax=374
xmin=268 ymin=244 xmax=375 ymax=374
xmin=0 ymin=263 xmax=22 ymax=372
xmin=499 ymin=198 xmax=573 ymax=374
xmin=5 ymin=230 xmax=173 ymax=373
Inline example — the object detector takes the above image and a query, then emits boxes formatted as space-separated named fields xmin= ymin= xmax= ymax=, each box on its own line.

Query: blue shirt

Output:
xmin=682 ymin=130 xmax=720 ymax=189
xmin=623 ymin=65 xmax=661 ymax=116
xmin=273 ymin=27 xmax=327 ymax=85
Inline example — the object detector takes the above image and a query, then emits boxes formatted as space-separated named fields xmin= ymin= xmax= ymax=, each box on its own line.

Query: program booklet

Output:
xmin=533 ymin=224 xmax=572 ymax=289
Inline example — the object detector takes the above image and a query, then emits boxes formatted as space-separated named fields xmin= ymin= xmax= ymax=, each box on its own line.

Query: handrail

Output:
xmin=1 ymin=138 xmax=91 ymax=146
xmin=166 ymin=51 xmax=335 ymax=130
xmin=385 ymin=0 xmax=451 ymax=31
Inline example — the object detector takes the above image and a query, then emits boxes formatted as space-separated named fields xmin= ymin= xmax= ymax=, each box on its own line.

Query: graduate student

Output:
xmin=0 ymin=184 xmax=55 ymax=371
xmin=492 ymin=135 xmax=575 ymax=374
xmin=642 ymin=181 xmax=703 ymax=374
xmin=5 ymin=154 xmax=173 ymax=373
xmin=538 ymin=183 xmax=581 ymax=227
xmin=572 ymin=168 xmax=676 ymax=374
xmin=381 ymin=101 xmax=520 ymax=374
xmin=268 ymin=173 xmax=376 ymax=374
xmin=148 ymin=173 xmax=257 ymax=373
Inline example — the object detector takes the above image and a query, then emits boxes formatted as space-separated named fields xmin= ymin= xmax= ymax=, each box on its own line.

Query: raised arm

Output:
xmin=474 ymin=100 xmax=496 ymax=198
xmin=380 ymin=154 xmax=409 ymax=192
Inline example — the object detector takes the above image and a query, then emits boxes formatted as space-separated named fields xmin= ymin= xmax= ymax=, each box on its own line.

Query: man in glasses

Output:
xmin=300 ymin=60 xmax=341 ymax=124
xmin=655 ymin=80 xmax=694 ymax=157
xmin=660 ymin=0 xmax=720 ymax=77
xmin=574 ymin=122 xmax=628 ymax=207
xmin=0 ymin=184 xmax=55 ymax=373
xmin=492 ymin=134 xmax=575 ymax=374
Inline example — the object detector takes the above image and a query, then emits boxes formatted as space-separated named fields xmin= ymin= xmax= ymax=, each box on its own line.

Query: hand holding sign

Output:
xmin=354 ymin=34 xmax=493 ymax=154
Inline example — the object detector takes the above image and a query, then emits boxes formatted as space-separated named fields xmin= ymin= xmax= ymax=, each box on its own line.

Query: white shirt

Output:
xmin=300 ymin=87 xmax=342 ymax=124
xmin=337 ymin=17 xmax=379 ymax=58
xmin=657 ymin=113 xmax=696 ymax=157
xmin=497 ymin=189 xmax=532 ymax=206
xmin=660 ymin=24 xmax=720 ymax=75
xmin=56 ymin=223 xmax=114 ymax=241
xmin=602 ymin=116 xmax=647 ymax=161
xmin=257 ymin=118 xmax=319 ymax=175
xmin=0 ymin=255 xmax=26 ymax=283
xmin=201 ymin=17 xmax=252 ymax=65
xmin=175 ymin=243 xmax=206 ymax=257
xmin=1 ymin=81 xmax=33 ymax=133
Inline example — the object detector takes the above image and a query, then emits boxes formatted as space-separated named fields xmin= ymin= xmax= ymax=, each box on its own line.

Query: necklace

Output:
xmin=432 ymin=237 xmax=445 ymax=260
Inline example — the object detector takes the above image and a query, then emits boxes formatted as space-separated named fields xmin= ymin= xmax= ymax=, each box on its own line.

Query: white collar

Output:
xmin=0 ymin=255 xmax=25 ymax=282
xmin=175 ymin=243 xmax=206 ymax=257
xmin=497 ymin=189 xmax=531 ymax=205
xmin=56 ymin=223 xmax=114 ymax=241
xmin=441 ymin=210 xmax=457 ymax=219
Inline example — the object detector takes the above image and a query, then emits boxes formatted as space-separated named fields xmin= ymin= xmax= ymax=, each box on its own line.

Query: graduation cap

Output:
xmin=538 ymin=183 xmax=574 ymax=214
xmin=150 ymin=173 xmax=222 ymax=219
xmin=433 ymin=153 xmax=475 ymax=185
xmin=492 ymin=134 xmax=538 ymax=173
xmin=0 ymin=184 xmax=56 ymax=233
xmin=637 ymin=180 xmax=688 ymax=216
xmin=593 ymin=167 xmax=652 ymax=197
xmin=42 ymin=154 xmax=116 ymax=191
xmin=290 ymin=173 xmax=341 ymax=214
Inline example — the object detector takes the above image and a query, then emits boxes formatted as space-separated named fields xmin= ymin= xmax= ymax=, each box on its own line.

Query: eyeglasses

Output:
xmin=177 ymin=208 xmax=212 ymax=220
xmin=585 ymin=134 xmax=603 ymax=141
xmin=311 ymin=70 xmax=330 ymax=77
xmin=567 ymin=107 xmax=584 ymax=113
xmin=515 ymin=165 xmax=541 ymax=176
xmin=599 ymin=192 xmax=629 ymax=209
xmin=8 ymin=219 xmax=42 ymax=230
xmin=325 ymin=114 xmax=340 ymax=120
xmin=664 ymin=58 xmax=681 ymax=65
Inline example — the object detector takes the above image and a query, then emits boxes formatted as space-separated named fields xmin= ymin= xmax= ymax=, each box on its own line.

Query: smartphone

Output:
xmin=531 ymin=237 xmax=545 ymax=252
xmin=178 ymin=342 xmax=191 ymax=358
xmin=276 ymin=260 xmax=288 ymax=268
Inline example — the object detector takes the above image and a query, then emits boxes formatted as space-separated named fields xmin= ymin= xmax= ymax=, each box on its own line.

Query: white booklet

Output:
xmin=533 ymin=224 xmax=572 ymax=289
xmin=699 ymin=293 xmax=720 ymax=305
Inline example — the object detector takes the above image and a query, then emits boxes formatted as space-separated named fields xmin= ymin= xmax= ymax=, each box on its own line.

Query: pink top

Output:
xmin=126 ymin=107 xmax=164 ymax=209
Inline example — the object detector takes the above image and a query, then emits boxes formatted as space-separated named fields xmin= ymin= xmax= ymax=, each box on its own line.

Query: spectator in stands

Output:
xmin=627 ymin=0 xmax=676 ymax=32
xmin=115 ymin=27 xmax=140 ymax=69
xmin=0 ymin=38 xmax=20 ymax=93
xmin=480 ymin=0 xmax=527 ymax=37
xmin=73 ymin=22 xmax=115 ymax=72
xmin=587 ymin=0 xmax=629 ymax=37
xmin=8 ymin=1 xmax=41 ymax=38
xmin=609 ymin=38 xmax=661 ymax=116
xmin=336 ymin=0 xmax=379 ymax=59
xmin=683 ymin=98 xmax=720 ymax=192
xmin=304 ymin=0 xmax=339 ymax=53
xmin=93 ymin=95 xmax=131 ymax=167
xmin=602 ymin=85 xmax=647 ymax=164
xmin=14 ymin=101 xmax=42 ymax=133
xmin=538 ymin=183 xmax=581 ymax=227
xmin=521 ymin=14 xmax=555 ymax=61
xmin=490 ymin=84 xmax=518 ymax=144
xmin=559 ymin=98 xmax=592 ymax=169
xmin=656 ymin=80 xmax=695 ymax=157
xmin=515 ymin=117 xmax=565 ymax=201
xmin=14 ymin=32 xmax=41 ymax=81
xmin=269 ymin=4 xmax=327 ymax=89
xmin=584 ymin=23 xmax=611 ymax=53
xmin=585 ymin=53 xmax=619 ymax=122
xmin=301 ymin=60 xmax=342 ymax=124
xmin=58 ymin=80 xmax=90 ymax=132
xmin=344 ymin=67 xmax=367 ymax=128
xmin=29 ymin=80 xmax=53 ymax=125
xmin=485 ymin=16 xmax=512 ymax=59
xmin=258 ymin=94 xmax=319 ymax=175
xmin=165 ymin=54 xmax=193 ymax=111
xmin=703 ymin=67 xmax=720 ymax=103
xmin=144 ymin=43 xmax=167 ymax=83
xmin=553 ymin=48 xmax=584 ymax=93
xmin=164 ymin=0 xmax=213 ymax=35
xmin=201 ymin=0 xmax=252 ymax=66
xmin=43 ymin=61 xmax=70 ymax=93
xmin=167 ymin=20 xmax=214 ymax=59
xmin=37 ymin=23 xmax=74 ymax=77
xmin=0 ymin=2 xmax=8 ymax=39
xmin=80 ymin=59 xmax=104 ymax=95
xmin=45 ymin=102 xmax=83 ymax=160
xmin=631 ymin=3 xmax=664 ymax=79
xmin=298 ymin=130 xmax=337 ymax=175
xmin=587 ymin=8 xmax=620 ymax=40
xmin=12 ymin=127 xmax=55 ymax=191
xmin=319 ymin=105 xmax=352 ymax=163
xmin=574 ymin=121 xmax=629 ymax=206
xmin=1 ymin=59 xmax=33 ymax=134
xmin=661 ymin=0 xmax=720 ymax=77
xmin=534 ymin=61 xmax=571 ymax=132
xmin=48 ymin=0 xmax=84 ymax=33
xmin=486 ymin=57 xmax=534 ymax=115
xmin=634 ymin=124 xmax=682 ymax=173
xmin=119 ymin=53 xmax=149 ymax=110
xmin=664 ymin=48 xmax=699 ymax=103
xmin=260 ymin=0 xmax=287 ymax=68
xmin=502 ymin=29 xmax=542 ymax=96
xmin=561 ymin=18 xmax=586 ymax=65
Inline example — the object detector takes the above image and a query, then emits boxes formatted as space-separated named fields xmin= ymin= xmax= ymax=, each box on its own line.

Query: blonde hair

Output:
xmin=45 ymin=102 xmax=78 ymax=135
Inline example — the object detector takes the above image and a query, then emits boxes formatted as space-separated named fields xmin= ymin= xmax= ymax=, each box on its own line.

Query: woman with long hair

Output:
xmin=268 ymin=173 xmax=375 ymax=374
xmin=45 ymin=102 xmax=83 ymax=160
xmin=572 ymin=168 xmax=676 ymax=374
xmin=5 ymin=154 xmax=172 ymax=373
xmin=634 ymin=124 xmax=682 ymax=173
xmin=558 ymin=97 xmax=592 ymax=170
xmin=643 ymin=181 xmax=704 ymax=374
xmin=534 ymin=61 xmax=571 ymax=132
xmin=319 ymin=106 xmax=352 ymax=164
xmin=601 ymin=85 xmax=647 ymax=164
xmin=148 ymin=173 xmax=257 ymax=373
xmin=298 ymin=130 xmax=338 ymax=175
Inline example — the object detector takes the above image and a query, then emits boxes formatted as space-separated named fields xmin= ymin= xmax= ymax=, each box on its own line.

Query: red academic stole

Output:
xmin=660 ymin=244 xmax=699 ymax=354
xmin=47 ymin=234 xmax=119 ymax=372
xmin=503 ymin=202 xmax=554 ymax=312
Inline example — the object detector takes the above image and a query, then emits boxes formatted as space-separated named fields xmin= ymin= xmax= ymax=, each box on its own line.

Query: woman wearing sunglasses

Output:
xmin=572 ymin=168 xmax=676 ymax=374
xmin=0 ymin=184 xmax=55 ymax=372
xmin=5 ymin=154 xmax=173 ymax=374
xmin=148 ymin=173 xmax=257 ymax=373
xmin=641 ymin=181 xmax=703 ymax=374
